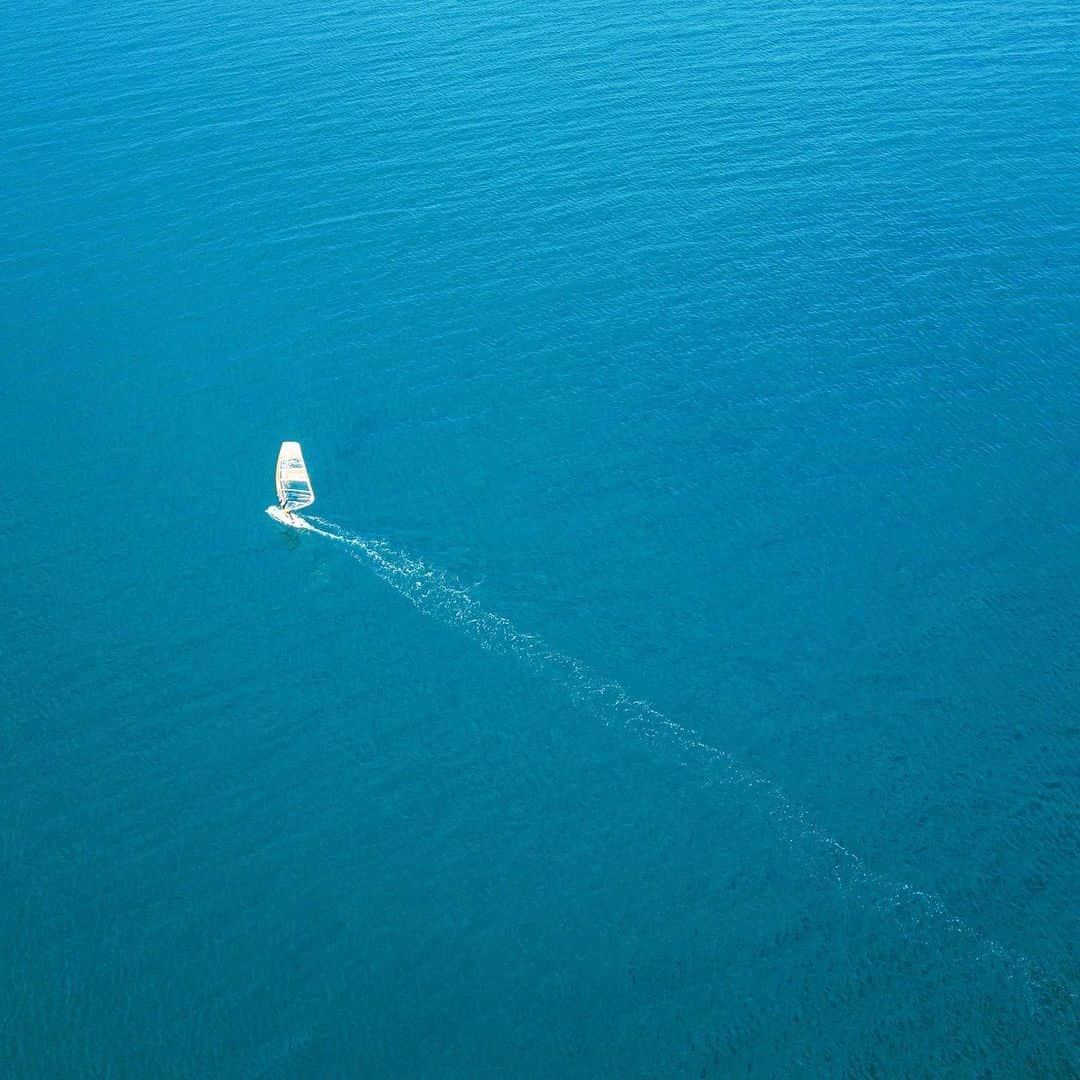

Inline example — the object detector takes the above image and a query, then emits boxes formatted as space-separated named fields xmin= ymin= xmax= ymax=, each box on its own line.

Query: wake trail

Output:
xmin=302 ymin=513 xmax=1076 ymax=1034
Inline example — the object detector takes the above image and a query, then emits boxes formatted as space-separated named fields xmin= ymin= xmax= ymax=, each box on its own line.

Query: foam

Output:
xmin=299 ymin=512 xmax=1075 ymax=1032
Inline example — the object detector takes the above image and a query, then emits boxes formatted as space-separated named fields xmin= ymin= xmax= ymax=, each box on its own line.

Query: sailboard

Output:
xmin=266 ymin=441 xmax=315 ymax=528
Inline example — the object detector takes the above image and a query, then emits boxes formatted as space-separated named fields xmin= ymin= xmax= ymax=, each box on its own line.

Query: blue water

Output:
xmin=3 ymin=0 xmax=1078 ymax=1074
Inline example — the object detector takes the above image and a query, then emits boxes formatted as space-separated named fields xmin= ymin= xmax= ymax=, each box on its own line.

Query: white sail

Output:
xmin=275 ymin=441 xmax=315 ymax=513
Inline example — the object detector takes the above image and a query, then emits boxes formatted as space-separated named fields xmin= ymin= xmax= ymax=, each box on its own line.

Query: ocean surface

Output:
xmin=2 ymin=0 xmax=1078 ymax=1075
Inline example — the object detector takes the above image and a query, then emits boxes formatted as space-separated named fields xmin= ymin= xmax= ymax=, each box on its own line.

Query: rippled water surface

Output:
xmin=2 ymin=1 xmax=1078 ymax=1075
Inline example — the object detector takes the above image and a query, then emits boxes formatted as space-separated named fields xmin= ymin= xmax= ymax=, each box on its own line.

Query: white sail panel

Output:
xmin=276 ymin=441 xmax=315 ymax=512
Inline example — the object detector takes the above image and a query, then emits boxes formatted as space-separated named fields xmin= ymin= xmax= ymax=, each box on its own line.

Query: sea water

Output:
xmin=2 ymin=0 xmax=1078 ymax=1075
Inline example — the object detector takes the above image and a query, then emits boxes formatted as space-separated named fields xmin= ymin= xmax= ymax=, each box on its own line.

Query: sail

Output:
xmin=275 ymin=441 xmax=315 ymax=512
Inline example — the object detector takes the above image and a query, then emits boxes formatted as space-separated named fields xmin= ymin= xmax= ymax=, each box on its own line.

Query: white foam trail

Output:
xmin=300 ymin=512 xmax=1075 ymax=1030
